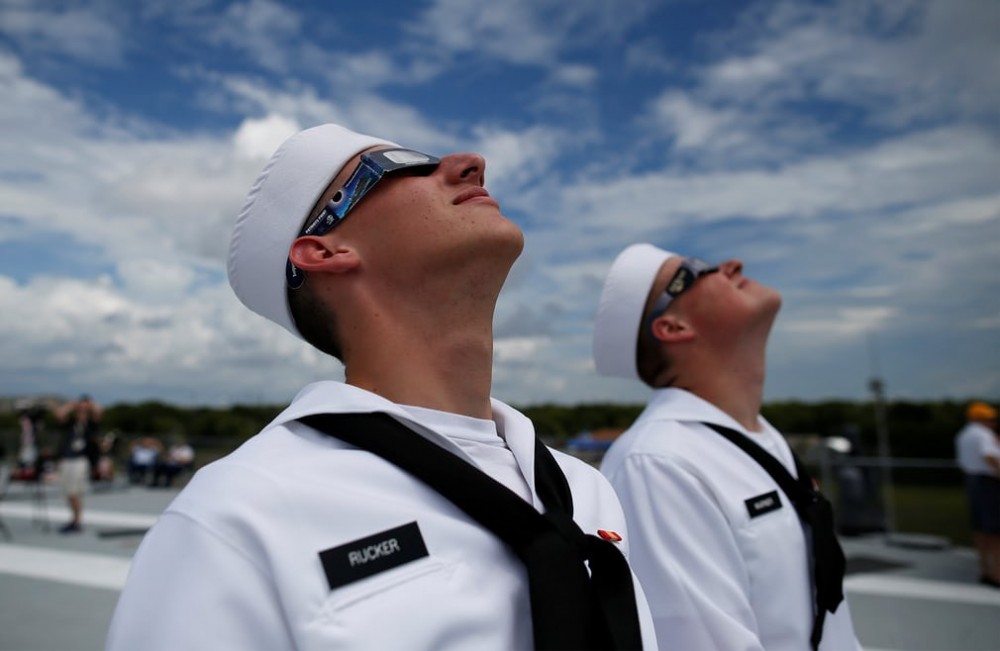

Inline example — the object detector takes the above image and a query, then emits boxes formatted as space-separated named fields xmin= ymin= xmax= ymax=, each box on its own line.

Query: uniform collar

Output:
xmin=642 ymin=387 xmax=773 ymax=436
xmin=271 ymin=381 xmax=547 ymax=510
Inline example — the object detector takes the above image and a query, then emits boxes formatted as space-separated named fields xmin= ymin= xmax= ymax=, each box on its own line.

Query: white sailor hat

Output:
xmin=592 ymin=243 xmax=677 ymax=380
xmin=227 ymin=123 xmax=397 ymax=337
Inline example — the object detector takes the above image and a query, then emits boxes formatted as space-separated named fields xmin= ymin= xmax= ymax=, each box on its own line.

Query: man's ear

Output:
xmin=650 ymin=313 xmax=696 ymax=344
xmin=288 ymin=237 xmax=360 ymax=274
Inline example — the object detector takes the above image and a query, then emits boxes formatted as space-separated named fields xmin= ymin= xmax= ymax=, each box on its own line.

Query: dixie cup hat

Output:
xmin=227 ymin=123 xmax=398 ymax=338
xmin=593 ymin=243 xmax=677 ymax=381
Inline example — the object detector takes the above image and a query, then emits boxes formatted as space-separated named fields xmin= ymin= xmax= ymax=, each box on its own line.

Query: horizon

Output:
xmin=0 ymin=391 xmax=990 ymax=413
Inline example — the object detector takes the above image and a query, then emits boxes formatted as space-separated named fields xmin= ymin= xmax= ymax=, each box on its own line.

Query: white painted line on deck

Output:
xmin=0 ymin=503 xmax=159 ymax=528
xmin=845 ymin=573 xmax=1000 ymax=606
xmin=0 ymin=544 xmax=131 ymax=591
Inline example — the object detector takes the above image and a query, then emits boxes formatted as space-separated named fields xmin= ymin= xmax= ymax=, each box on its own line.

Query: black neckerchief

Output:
xmin=300 ymin=412 xmax=643 ymax=651
xmin=702 ymin=422 xmax=845 ymax=651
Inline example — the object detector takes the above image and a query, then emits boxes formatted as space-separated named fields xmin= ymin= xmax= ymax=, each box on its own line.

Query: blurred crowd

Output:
xmin=6 ymin=395 xmax=195 ymax=534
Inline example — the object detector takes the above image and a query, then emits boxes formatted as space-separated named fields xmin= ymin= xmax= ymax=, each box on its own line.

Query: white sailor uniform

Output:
xmin=106 ymin=381 xmax=657 ymax=650
xmin=601 ymin=388 xmax=861 ymax=651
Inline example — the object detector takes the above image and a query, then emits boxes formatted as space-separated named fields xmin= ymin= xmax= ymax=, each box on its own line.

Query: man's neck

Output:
xmin=343 ymin=299 xmax=497 ymax=420
xmin=675 ymin=349 xmax=767 ymax=432
xmin=695 ymin=381 xmax=764 ymax=432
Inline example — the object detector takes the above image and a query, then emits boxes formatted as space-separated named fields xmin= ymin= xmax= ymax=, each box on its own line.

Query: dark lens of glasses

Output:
xmin=301 ymin=149 xmax=439 ymax=239
xmin=647 ymin=258 xmax=719 ymax=329
xmin=286 ymin=148 xmax=440 ymax=289
xmin=666 ymin=259 xmax=717 ymax=297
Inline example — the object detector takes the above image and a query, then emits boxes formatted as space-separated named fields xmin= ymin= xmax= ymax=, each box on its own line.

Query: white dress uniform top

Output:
xmin=956 ymin=421 xmax=1000 ymax=475
xmin=106 ymin=381 xmax=656 ymax=651
xmin=601 ymin=388 xmax=861 ymax=651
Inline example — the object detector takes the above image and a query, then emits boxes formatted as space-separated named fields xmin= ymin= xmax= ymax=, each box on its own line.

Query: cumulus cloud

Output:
xmin=205 ymin=0 xmax=304 ymax=73
xmin=0 ymin=0 xmax=996 ymax=406
xmin=233 ymin=114 xmax=301 ymax=160
xmin=0 ymin=2 xmax=126 ymax=66
xmin=407 ymin=0 xmax=658 ymax=71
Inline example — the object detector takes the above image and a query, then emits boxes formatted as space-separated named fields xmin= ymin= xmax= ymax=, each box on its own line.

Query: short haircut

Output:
xmin=636 ymin=315 xmax=673 ymax=387
xmin=287 ymin=279 xmax=343 ymax=361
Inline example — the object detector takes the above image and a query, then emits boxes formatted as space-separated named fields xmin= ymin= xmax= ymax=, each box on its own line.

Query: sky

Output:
xmin=1 ymin=0 xmax=998 ymax=409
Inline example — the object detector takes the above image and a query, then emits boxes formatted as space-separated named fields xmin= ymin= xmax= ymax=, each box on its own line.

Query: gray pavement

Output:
xmin=1 ymin=481 xmax=999 ymax=651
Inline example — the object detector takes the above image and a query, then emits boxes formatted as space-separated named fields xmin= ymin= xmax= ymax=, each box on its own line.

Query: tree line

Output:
xmin=3 ymin=397 xmax=983 ymax=462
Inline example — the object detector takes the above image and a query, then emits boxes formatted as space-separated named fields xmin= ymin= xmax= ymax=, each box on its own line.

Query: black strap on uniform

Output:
xmin=702 ymin=422 xmax=845 ymax=651
xmin=300 ymin=412 xmax=643 ymax=651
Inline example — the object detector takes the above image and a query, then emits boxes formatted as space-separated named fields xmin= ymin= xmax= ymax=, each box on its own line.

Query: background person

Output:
xmin=593 ymin=243 xmax=861 ymax=651
xmin=955 ymin=401 xmax=1000 ymax=587
xmin=15 ymin=402 xmax=43 ymax=476
xmin=106 ymin=123 xmax=654 ymax=650
xmin=93 ymin=429 xmax=121 ymax=484
xmin=151 ymin=438 xmax=195 ymax=487
xmin=53 ymin=394 xmax=102 ymax=533
xmin=127 ymin=436 xmax=163 ymax=485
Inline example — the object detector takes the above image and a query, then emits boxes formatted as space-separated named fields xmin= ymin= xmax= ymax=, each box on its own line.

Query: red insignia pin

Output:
xmin=597 ymin=529 xmax=622 ymax=542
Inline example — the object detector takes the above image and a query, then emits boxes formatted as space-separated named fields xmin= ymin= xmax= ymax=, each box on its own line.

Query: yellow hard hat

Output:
xmin=967 ymin=401 xmax=998 ymax=421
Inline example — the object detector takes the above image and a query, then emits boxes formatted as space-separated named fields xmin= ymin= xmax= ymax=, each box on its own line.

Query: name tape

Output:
xmin=319 ymin=521 xmax=428 ymax=590
xmin=745 ymin=490 xmax=783 ymax=518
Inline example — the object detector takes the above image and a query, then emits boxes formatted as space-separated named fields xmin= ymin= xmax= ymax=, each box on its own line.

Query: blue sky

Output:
xmin=1 ymin=0 xmax=998 ymax=408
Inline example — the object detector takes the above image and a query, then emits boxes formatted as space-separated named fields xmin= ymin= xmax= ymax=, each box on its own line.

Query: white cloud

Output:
xmin=0 ymin=274 xmax=344 ymax=404
xmin=316 ymin=51 xmax=402 ymax=89
xmin=624 ymin=39 xmax=678 ymax=74
xmin=116 ymin=259 xmax=197 ymax=300
xmin=206 ymin=0 xmax=303 ymax=73
xmin=648 ymin=91 xmax=748 ymax=150
xmin=971 ymin=314 xmax=1000 ymax=330
xmin=700 ymin=0 xmax=1000 ymax=125
xmin=0 ymin=0 xmax=997 ymax=407
xmin=494 ymin=336 xmax=546 ymax=363
xmin=781 ymin=306 xmax=896 ymax=340
xmin=468 ymin=124 xmax=564 ymax=196
xmin=0 ymin=2 xmax=125 ymax=65
xmin=551 ymin=64 xmax=599 ymax=88
xmin=408 ymin=0 xmax=558 ymax=65
xmin=408 ymin=0 xmax=658 ymax=70
xmin=541 ymin=125 xmax=1000 ymax=239
xmin=233 ymin=114 xmax=301 ymax=160
xmin=710 ymin=53 xmax=784 ymax=86
xmin=0 ymin=52 xmax=92 ymax=136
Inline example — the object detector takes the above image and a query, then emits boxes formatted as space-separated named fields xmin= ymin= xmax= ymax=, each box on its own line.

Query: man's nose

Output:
xmin=719 ymin=259 xmax=744 ymax=276
xmin=438 ymin=152 xmax=486 ymax=186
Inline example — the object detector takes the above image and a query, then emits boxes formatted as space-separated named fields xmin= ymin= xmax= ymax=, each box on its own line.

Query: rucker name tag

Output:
xmin=320 ymin=522 xmax=429 ymax=590
xmin=744 ymin=490 xmax=782 ymax=519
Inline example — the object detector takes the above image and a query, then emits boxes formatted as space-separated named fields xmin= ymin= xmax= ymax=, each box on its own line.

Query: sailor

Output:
xmin=593 ymin=243 xmax=862 ymax=651
xmin=955 ymin=401 xmax=1000 ymax=587
xmin=106 ymin=124 xmax=655 ymax=650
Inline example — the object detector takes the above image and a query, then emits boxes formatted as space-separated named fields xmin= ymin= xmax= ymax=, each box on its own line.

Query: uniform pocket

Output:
xmin=317 ymin=556 xmax=456 ymax=620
